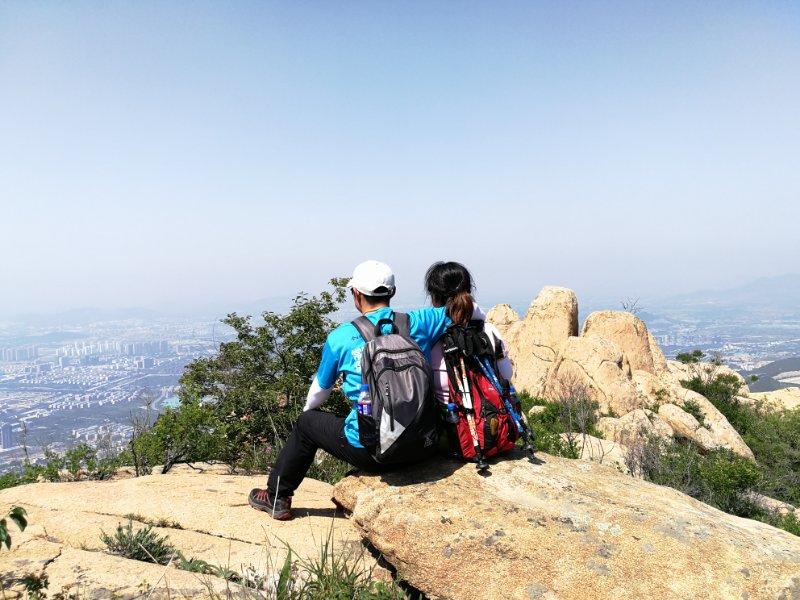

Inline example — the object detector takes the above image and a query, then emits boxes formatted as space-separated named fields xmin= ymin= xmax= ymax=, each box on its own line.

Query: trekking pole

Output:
xmin=457 ymin=356 xmax=489 ymax=472
xmin=476 ymin=357 xmax=535 ymax=458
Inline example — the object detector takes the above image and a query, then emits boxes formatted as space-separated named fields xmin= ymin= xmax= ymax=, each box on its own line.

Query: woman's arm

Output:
xmin=484 ymin=322 xmax=514 ymax=381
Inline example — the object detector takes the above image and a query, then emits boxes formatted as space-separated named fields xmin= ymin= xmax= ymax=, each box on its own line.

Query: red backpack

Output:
xmin=439 ymin=321 xmax=533 ymax=471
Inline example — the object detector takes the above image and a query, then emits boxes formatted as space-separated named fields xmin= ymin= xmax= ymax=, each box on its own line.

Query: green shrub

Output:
xmin=159 ymin=279 xmax=351 ymax=473
xmin=681 ymin=371 xmax=800 ymax=507
xmin=676 ymin=350 xmax=705 ymax=364
xmin=682 ymin=399 xmax=707 ymax=428
xmin=758 ymin=511 xmax=800 ymax=537
xmin=682 ymin=373 xmax=747 ymax=427
xmin=518 ymin=397 xmax=578 ymax=457
xmin=628 ymin=433 xmax=799 ymax=537
xmin=129 ymin=397 xmax=226 ymax=475
xmin=101 ymin=520 xmax=178 ymax=564
xmin=741 ymin=407 xmax=800 ymax=506
xmin=697 ymin=449 xmax=761 ymax=513
xmin=20 ymin=572 xmax=48 ymax=600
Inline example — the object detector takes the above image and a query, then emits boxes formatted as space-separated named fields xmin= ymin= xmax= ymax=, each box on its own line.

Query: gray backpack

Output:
xmin=352 ymin=312 xmax=438 ymax=464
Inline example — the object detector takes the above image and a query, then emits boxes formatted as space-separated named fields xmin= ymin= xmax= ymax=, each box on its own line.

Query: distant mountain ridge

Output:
xmin=7 ymin=307 xmax=163 ymax=326
xmin=744 ymin=357 xmax=800 ymax=392
xmin=652 ymin=273 xmax=800 ymax=311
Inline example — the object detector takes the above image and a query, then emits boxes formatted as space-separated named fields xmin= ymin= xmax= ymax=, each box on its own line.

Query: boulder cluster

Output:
xmin=487 ymin=286 xmax=754 ymax=460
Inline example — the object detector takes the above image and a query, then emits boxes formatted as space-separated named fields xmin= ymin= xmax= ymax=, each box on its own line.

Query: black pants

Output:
xmin=266 ymin=410 xmax=387 ymax=498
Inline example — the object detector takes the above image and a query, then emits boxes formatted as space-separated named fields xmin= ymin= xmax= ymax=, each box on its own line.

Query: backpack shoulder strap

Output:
xmin=351 ymin=316 xmax=375 ymax=343
xmin=393 ymin=312 xmax=410 ymax=338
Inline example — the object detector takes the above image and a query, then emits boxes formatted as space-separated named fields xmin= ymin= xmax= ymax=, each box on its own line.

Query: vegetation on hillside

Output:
xmin=678 ymin=352 xmax=800 ymax=507
xmin=669 ymin=351 xmax=799 ymax=534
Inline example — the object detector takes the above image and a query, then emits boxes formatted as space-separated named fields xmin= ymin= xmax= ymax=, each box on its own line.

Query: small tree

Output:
xmin=676 ymin=350 xmax=705 ymax=364
xmin=620 ymin=297 xmax=642 ymax=316
xmin=133 ymin=397 xmax=226 ymax=474
xmin=130 ymin=278 xmax=351 ymax=474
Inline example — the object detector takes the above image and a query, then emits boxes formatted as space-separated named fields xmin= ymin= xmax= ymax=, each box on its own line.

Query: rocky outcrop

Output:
xmin=581 ymin=311 xmax=668 ymax=376
xmin=657 ymin=403 xmax=717 ymax=451
xmin=743 ymin=387 xmax=800 ymax=411
xmin=596 ymin=409 xmax=674 ymax=447
xmin=542 ymin=335 xmax=639 ymax=416
xmin=487 ymin=286 xmax=578 ymax=394
xmin=560 ymin=433 xmax=629 ymax=474
xmin=333 ymin=454 xmax=800 ymax=600
xmin=488 ymin=287 xmax=755 ymax=459
xmin=745 ymin=492 xmax=800 ymax=520
xmin=666 ymin=359 xmax=750 ymax=392
xmin=0 ymin=465 xmax=384 ymax=598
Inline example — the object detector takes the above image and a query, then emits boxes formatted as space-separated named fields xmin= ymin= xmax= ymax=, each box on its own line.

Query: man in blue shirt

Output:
xmin=249 ymin=260 xmax=463 ymax=520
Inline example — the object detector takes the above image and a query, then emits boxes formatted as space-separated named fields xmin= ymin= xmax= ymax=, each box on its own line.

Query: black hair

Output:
xmin=424 ymin=261 xmax=474 ymax=326
xmin=357 ymin=286 xmax=394 ymax=306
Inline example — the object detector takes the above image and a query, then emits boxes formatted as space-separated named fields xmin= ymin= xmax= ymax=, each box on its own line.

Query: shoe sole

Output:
xmin=248 ymin=500 xmax=293 ymax=521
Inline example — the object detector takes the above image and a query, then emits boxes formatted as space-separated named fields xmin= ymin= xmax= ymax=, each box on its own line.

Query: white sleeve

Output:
xmin=483 ymin=322 xmax=514 ymax=381
xmin=497 ymin=355 xmax=514 ymax=382
xmin=303 ymin=376 xmax=332 ymax=411
xmin=472 ymin=303 xmax=486 ymax=320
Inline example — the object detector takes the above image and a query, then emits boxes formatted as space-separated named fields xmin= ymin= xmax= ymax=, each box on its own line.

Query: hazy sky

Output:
xmin=2 ymin=1 xmax=799 ymax=316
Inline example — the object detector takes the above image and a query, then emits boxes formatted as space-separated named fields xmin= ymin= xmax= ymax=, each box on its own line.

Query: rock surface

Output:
xmin=581 ymin=311 xmax=667 ymax=376
xmin=488 ymin=288 xmax=755 ymax=459
xmin=333 ymin=454 xmax=800 ymax=600
xmin=487 ymin=286 xmax=578 ymax=394
xmin=559 ymin=433 xmax=630 ymax=475
xmin=657 ymin=403 xmax=717 ymax=451
xmin=744 ymin=387 xmax=800 ymax=411
xmin=0 ymin=464 xmax=383 ymax=598
xmin=543 ymin=335 xmax=639 ymax=416
xmin=596 ymin=409 xmax=674 ymax=447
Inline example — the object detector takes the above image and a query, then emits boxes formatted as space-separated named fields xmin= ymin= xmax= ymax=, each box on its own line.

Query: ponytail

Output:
xmin=447 ymin=289 xmax=474 ymax=327
xmin=425 ymin=261 xmax=475 ymax=326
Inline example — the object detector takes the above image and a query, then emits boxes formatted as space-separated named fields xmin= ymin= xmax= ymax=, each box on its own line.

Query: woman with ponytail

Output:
xmin=425 ymin=261 xmax=514 ymax=406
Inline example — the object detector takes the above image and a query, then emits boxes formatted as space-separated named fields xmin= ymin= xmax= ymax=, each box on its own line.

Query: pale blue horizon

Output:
xmin=2 ymin=1 xmax=799 ymax=315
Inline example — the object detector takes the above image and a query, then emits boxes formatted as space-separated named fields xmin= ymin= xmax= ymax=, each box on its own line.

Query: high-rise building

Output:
xmin=0 ymin=423 xmax=14 ymax=449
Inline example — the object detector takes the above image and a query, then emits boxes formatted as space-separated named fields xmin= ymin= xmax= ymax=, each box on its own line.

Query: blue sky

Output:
xmin=1 ymin=1 xmax=799 ymax=315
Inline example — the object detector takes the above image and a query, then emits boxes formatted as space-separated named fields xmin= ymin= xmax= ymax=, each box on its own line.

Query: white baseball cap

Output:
xmin=347 ymin=260 xmax=396 ymax=297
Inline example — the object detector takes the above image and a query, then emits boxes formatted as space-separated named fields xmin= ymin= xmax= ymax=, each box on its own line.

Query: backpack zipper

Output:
xmin=385 ymin=383 xmax=395 ymax=432
xmin=373 ymin=362 xmax=427 ymax=383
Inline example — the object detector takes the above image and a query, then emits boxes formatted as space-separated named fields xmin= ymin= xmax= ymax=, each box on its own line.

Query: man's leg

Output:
xmin=251 ymin=410 xmax=379 ymax=517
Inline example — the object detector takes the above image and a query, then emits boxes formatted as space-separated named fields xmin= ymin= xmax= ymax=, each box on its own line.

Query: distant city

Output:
xmin=0 ymin=314 xmax=232 ymax=472
xmin=2 ymin=274 xmax=799 ymax=474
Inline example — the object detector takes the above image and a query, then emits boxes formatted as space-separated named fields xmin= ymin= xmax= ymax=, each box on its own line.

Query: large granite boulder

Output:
xmin=487 ymin=286 xmax=578 ymax=395
xmin=596 ymin=409 xmax=674 ymax=446
xmin=333 ymin=454 xmax=800 ymax=600
xmin=542 ymin=334 xmax=640 ymax=416
xmin=657 ymin=402 xmax=717 ymax=451
xmin=581 ymin=311 xmax=668 ymax=376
